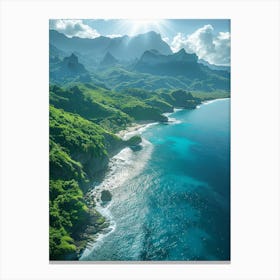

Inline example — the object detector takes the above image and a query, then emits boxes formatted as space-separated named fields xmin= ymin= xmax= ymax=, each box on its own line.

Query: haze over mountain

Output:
xmin=100 ymin=52 xmax=118 ymax=67
xmin=50 ymin=30 xmax=172 ymax=62
xmin=49 ymin=29 xmax=230 ymax=92
xmin=198 ymin=59 xmax=230 ymax=72
xmin=50 ymin=53 xmax=91 ymax=84
xmin=135 ymin=48 xmax=202 ymax=77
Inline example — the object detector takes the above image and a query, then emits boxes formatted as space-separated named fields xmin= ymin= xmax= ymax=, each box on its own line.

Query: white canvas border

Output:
xmin=0 ymin=0 xmax=279 ymax=279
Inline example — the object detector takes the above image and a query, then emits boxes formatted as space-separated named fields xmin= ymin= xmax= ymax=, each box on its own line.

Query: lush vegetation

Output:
xmin=49 ymin=105 xmax=126 ymax=259
xmin=125 ymin=135 xmax=142 ymax=146
xmin=49 ymin=179 xmax=89 ymax=260
xmin=50 ymin=85 xmax=132 ymax=133
xmin=93 ymin=66 xmax=230 ymax=93
xmin=49 ymin=43 xmax=230 ymax=260
xmin=49 ymin=82 xmax=206 ymax=260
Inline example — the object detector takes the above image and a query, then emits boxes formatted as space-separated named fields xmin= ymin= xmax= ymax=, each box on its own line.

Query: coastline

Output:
xmin=115 ymin=119 xmax=163 ymax=141
xmin=78 ymin=97 xmax=230 ymax=260
xmin=116 ymin=122 xmax=151 ymax=139
xmin=116 ymin=97 xmax=230 ymax=139
xmin=202 ymin=97 xmax=229 ymax=104
xmin=80 ymin=120 xmax=156 ymax=260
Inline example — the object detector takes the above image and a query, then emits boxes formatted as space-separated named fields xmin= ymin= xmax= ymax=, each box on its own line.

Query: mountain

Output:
xmin=135 ymin=48 xmax=205 ymax=78
xmin=106 ymin=31 xmax=172 ymax=60
xmin=198 ymin=59 xmax=230 ymax=72
xmin=137 ymin=48 xmax=197 ymax=65
xmin=50 ymin=53 xmax=91 ymax=84
xmin=49 ymin=44 xmax=67 ymax=62
xmin=132 ymin=48 xmax=230 ymax=91
xmin=49 ymin=30 xmax=172 ymax=62
xmin=100 ymin=52 xmax=118 ymax=67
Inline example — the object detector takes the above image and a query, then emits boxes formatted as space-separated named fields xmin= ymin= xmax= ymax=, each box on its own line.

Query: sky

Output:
xmin=49 ymin=19 xmax=230 ymax=66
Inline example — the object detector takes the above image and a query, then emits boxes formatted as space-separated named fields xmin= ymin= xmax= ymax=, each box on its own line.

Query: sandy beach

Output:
xmin=116 ymin=122 xmax=154 ymax=139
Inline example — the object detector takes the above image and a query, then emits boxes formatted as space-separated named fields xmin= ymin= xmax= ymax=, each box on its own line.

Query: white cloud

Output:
xmin=170 ymin=33 xmax=188 ymax=53
xmin=162 ymin=36 xmax=170 ymax=43
xmin=106 ymin=34 xmax=123 ymax=38
xmin=170 ymin=25 xmax=230 ymax=66
xmin=49 ymin=19 xmax=100 ymax=39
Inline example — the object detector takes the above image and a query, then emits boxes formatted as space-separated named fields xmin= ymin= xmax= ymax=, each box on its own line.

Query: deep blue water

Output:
xmin=81 ymin=98 xmax=230 ymax=261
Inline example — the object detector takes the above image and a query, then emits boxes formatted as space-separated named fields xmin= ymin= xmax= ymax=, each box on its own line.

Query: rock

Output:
xmin=101 ymin=190 xmax=112 ymax=202
xmin=126 ymin=135 xmax=142 ymax=147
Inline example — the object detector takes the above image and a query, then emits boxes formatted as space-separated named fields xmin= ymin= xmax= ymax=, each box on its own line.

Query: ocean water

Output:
xmin=80 ymin=98 xmax=230 ymax=261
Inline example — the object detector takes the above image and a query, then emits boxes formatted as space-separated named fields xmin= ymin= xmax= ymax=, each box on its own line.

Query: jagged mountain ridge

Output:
xmin=49 ymin=30 xmax=172 ymax=61
xmin=135 ymin=48 xmax=207 ymax=78
xmin=198 ymin=59 xmax=230 ymax=72
xmin=50 ymin=53 xmax=91 ymax=84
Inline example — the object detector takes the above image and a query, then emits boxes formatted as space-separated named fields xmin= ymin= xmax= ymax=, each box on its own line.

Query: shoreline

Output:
xmin=80 ymin=132 xmax=154 ymax=260
xmin=79 ymin=97 xmax=230 ymax=259
xmin=116 ymin=121 xmax=159 ymax=140
xmin=202 ymin=97 xmax=229 ymax=104
xmin=116 ymin=122 xmax=150 ymax=139
xmin=116 ymin=97 xmax=230 ymax=139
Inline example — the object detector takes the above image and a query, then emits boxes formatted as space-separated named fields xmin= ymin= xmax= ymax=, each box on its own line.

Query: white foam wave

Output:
xmin=81 ymin=203 xmax=116 ymax=258
xmin=137 ymin=122 xmax=158 ymax=134
xmin=163 ymin=112 xmax=172 ymax=117
xmin=202 ymin=98 xmax=229 ymax=106
xmin=168 ymin=117 xmax=182 ymax=124
xmin=174 ymin=108 xmax=184 ymax=112
xmin=122 ymin=122 xmax=158 ymax=140
xmin=80 ymin=138 xmax=154 ymax=259
xmin=91 ymin=140 xmax=153 ymax=194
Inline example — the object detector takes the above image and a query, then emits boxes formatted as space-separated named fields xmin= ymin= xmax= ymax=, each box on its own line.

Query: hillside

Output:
xmin=49 ymin=105 xmax=129 ymax=260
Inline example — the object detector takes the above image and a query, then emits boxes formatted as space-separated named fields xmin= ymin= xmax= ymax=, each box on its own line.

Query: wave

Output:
xmin=168 ymin=117 xmax=182 ymax=124
xmin=196 ymin=98 xmax=229 ymax=109
xmin=80 ymin=137 xmax=154 ymax=259
xmin=122 ymin=122 xmax=158 ymax=141
xmin=163 ymin=111 xmax=182 ymax=125
xmin=202 ymin=98 xmax=229 ymax=106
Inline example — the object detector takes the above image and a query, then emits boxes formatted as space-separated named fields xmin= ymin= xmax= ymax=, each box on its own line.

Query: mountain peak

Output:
xmin=177 ymin=48 xmax=187 ymax=54
xmin=146 ymin=30 xmax=160 ymax=36
xmin=138 ymin=30 xmax=161 ymax=39
xmin=69 ymin=53 xmax=78 ymax=60
xmin=63 ymin=53 xmax=79 ymax=65
xmin=100 ymin=51 xmax=118 ymax=66
xmin=50 ymin=29 xmax=172 ymax=61
xmin=173 ymin=48 xmax=198 ymax=62
xmin=135 ymin=49 xmax=202 ymax=77
xmin=62 ymin=53 xmax=87 ymax=73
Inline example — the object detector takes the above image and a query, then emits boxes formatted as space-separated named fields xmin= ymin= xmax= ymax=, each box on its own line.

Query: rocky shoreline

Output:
xmin=74 ymin=99 xmax=209 ymax=260
xmin=74 ymin=125 xmax=145 ymax=260
xmin=75 ymin=192 xmax=111 ymax=259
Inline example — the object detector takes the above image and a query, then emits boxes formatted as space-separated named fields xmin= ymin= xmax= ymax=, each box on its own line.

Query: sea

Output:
xmin=80 ymin=98 xmax=230 ymax=261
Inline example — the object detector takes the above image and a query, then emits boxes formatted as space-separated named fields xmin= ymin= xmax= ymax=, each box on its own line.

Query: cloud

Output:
xmin=49 ymin=19 xmax=100 ymax=39
xmin=106 ymin=34 xmax=123 ymax=38
xmin=170 ymin=33 xmax=188 ymax=53
xmin=162 ymin=36 xmax=170 ymax=43
xmin=170 ymin=25 xmax=230 ymax=66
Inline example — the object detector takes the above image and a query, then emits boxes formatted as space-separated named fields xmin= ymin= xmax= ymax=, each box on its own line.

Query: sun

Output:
xmin=122 ymin=19 xmax=166 ymax=36
xmin=129 ymin=20 xmax=159 ymax=29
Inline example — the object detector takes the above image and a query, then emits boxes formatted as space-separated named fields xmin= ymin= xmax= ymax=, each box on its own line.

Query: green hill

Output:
xmin=49 ymin=105 xmax=127 ymax=260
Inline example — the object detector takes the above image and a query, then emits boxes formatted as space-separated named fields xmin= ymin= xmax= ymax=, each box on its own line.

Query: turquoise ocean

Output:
xmin=80 ymin=98 xmax=230 ymax=261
